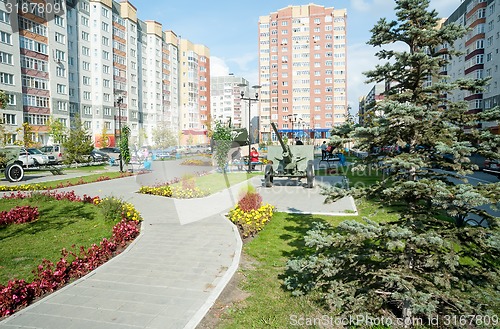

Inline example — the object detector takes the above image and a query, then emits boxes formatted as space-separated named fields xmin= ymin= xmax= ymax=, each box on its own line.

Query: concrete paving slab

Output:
xmin=0 ymin=160 xmax=356 ymax=329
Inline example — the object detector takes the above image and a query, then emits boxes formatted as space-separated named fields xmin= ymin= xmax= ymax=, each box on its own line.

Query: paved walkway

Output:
xmin=0 ymin=160 xmax=356 ymax=329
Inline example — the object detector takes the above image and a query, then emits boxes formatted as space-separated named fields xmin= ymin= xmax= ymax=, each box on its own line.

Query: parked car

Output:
xmin=89 ymin=149 xmax=110 ymax=162
xmin=14 ymin=148 xmax=35 ymax=167
xmin=100 ymin=147 xmax=121 ymax=154
xmin=26 ymin=148 xmax=51 ymax=166
xmin=154 ymin=150 xmax=171 ymax=159
xmin=191 ymin=145 xmax=211 ymax=154
xmin=40 ymin=145 xmax=64 ymax=164
xmin=483 ymin=159 xmax=500 ymax=177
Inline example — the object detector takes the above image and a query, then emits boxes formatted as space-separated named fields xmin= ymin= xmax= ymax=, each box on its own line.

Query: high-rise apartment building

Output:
xmin=258 ymin=4 xmax=348 ymax=143
xmin=0 ymin=0 xmax=210 ymax=148
xmin=178 ymin=39 xmax=210 ymax=145
xmin=210 ymin=75 xmax=250 ymax=128
xmin=440 ymin=0 xmax=499 ymax=134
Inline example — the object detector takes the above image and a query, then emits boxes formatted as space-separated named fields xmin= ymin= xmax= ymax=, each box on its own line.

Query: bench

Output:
xmin=228 ymin=160 xmax=264 ymax=172
xmin=320 ymin=152 xmax=342 ymax=167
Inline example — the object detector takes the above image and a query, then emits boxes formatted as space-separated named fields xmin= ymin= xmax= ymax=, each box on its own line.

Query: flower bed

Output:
xmin=227 ymin=190 xmax=275 ymax=238
xmin=0 ymin=206 xmax=39 ymax=226
xmin=139 ymin=172 xmax=210 ymax=199
xmin=0 ymin=192 xmax=142 ymax=317
xmin=180 ymin=159 xmax=212 ymax=166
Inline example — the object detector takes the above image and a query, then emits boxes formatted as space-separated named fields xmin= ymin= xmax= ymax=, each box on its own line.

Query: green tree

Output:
xmin=0 ymin=90 xmax=8 ymax=147
xmin=120 ymin=125 xmax=131 ymax=165
xmin=48 ymin=117 xmax=67 ymax=144
xmin=212 ymin=121 xmax=232 ymax=172
xmin=15 ymin=122 xmax=37 ymax=147
xmin=100 ymin=127 xmax=110 ymax=148
xmin=285 ymin=0 xmax=500 ymax=321
xmin=152 ymin=124 xmax=176 ymax=149
xmin=62 ymin=115 xmax=94 ymax=164
xmin=0 ymin=90 xmax=8 ymax=109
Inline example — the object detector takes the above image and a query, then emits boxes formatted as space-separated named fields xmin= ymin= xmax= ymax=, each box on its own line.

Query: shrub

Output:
xmin=93 ymin=197 xmax=143 ymax=222
xmin=238 ymin=191 xmax=263 ymax=212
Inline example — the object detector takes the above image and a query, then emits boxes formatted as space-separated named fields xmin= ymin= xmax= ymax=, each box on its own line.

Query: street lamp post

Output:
xmin=116 ymin=96 xmax=123 ymax=172
xmin=238 ymin=83 xmax=261 ymax=173
xmin=288 ymin=114 xmax=297 ymax=143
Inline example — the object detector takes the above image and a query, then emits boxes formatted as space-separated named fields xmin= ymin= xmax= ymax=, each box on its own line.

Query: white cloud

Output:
xmin=210 ymin=56 xmax=230 ymax=77
xmin=429 ymin=0 xmax=461 ymax=17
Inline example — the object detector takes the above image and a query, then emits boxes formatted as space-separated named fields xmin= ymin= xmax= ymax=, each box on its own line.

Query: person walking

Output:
xmin=295 ymin=137 xmax=304 ymax=145
xmin=320 ymin=141 xmax=327 ymax=160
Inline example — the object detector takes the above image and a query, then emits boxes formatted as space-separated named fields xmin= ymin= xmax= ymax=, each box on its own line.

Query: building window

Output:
xmin=0 ymin=31 xmax=11 ymax=44
xmin=2 ymin=113 xmax=16 ymax=125
xmin=55 ymin=49 xmax=65 ymax=62
xmin=56 ymin=66 xmax=66 ymax=77
xmin=0 ymin=73 xmax=14 ymax=85
xmin=54 ymin=15 xmax=64 ymax=27
xmin=55 ymin=32 xmax=65 ymax=44
xmin=57 ymin=101 xmax=68 ymax=111
xmin=0 ymin=9 xmax=10 ymax=23
xmin=56 ymin=84 xmax=66 ymax=94
xmin=0 ymin=51 xmax=12 ymax=64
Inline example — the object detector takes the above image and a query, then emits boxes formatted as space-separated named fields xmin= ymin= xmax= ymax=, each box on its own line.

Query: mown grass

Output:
xmin=216 ymin=197 xmax=399 ymax=328
xmin=24 ymin=164 xmax=107 ymax=175
xmin=0 ymin=197 xmax=115 ymax=285
xmin=170 ymin=172 xmax=261 ymax=195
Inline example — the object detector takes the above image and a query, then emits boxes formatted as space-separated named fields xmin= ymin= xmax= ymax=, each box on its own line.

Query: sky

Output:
xmin=132 ymin=0 xmax=463 ymax=114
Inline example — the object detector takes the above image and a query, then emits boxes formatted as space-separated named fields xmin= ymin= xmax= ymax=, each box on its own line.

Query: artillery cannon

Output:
xmin=0 ymin=146 xmax=24 ymax=182
xmin=264 ymin=122 xmax=314 ymax=188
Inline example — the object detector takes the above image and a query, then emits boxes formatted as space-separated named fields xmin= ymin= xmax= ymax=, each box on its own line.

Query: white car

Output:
xmin=26 ymin=148 xmax=50 ymax=165
xmin=17 ymin=148 xmax=49 ymax=166
xmin=17 ymin=148 xmax=35 ymax=167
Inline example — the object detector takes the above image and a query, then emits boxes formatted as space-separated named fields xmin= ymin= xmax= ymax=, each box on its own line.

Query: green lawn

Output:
xmin=215 ymin=197 xmax=399 ymax=328
xmin=170 ymin=172 xmax=261 ymax=195
xmin=0 ymin=171 xmax=127 ymax=191
xmin=0 ymin=197 xmax=115 ymax=285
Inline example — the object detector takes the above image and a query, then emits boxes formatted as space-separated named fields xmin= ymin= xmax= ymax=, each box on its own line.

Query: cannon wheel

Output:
xmin=264 ymin=164 xmax=274 ymax=187
xmin=306 ymin=160 xmax=314 ymax=188
xmin=6 ymin=163 xmax=24 ymax=182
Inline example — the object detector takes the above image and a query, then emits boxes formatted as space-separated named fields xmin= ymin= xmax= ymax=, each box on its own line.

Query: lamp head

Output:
xmin=240 ymin=90 xmax=245 ymax=98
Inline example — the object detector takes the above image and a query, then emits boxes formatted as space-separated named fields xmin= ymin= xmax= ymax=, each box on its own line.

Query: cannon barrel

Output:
xmin=270 ymin=122 xmax=292 ymax=163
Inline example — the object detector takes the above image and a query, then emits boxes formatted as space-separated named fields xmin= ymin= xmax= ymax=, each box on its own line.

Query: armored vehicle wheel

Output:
xmin=6 ymin=163 xmax=24 ymax=182
xmin=264 ymin=164 xmax=274 ymax=187
xmin=306 ymin=160 xmax=314 ymax=188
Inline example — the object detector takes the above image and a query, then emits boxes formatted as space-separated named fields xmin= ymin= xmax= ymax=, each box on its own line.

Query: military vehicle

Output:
xmin=264 ymin=123 xmax=314 ymax=188
xmin=0 ymin=147 xmax=24 ymax=182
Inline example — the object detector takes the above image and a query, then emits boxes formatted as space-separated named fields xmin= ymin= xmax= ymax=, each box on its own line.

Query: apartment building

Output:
xmin=0 ymin=0 xmax=210 ymax=148
xmin=162 ymin=30 xmax=179 ymax=139
xmin=441 ymin=0 xmax=499 ymax=134
xmin=210 ymin=75 xmax=250 ymax=129
xmin=178 ymin=39 xmax=210 ymax=145
xmin=0 ymin=0 xmax=22 ymax=144
xmin=258 ymin=4 xmax=348 ymax=143
xmin=358 ymin=83 xmax=386 ymax=126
